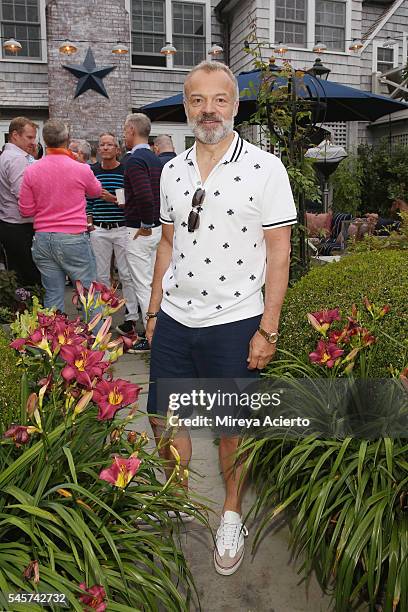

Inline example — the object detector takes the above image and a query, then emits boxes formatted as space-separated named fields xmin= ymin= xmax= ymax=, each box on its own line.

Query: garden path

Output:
xmin=66 ymin=294 xmax=332 ymax=612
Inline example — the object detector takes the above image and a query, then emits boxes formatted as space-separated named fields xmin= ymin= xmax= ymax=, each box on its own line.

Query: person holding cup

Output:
xmin=86 ymin=132 xmax=139 ymax=335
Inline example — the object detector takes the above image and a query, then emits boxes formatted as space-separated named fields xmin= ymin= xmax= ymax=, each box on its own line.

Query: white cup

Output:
xmin=115 ymin=188 xmax=125 ymax=207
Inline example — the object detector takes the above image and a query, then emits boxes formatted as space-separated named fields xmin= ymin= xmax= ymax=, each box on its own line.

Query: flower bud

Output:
xmin=110 ymin=429 xmax=121 ymax=444
xmin=127 ymin=431 xmax=137 ymax=444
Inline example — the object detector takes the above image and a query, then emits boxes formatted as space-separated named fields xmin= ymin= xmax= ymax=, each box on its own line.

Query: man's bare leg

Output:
xmin=219 ymin=435 xmax=246 ymax=514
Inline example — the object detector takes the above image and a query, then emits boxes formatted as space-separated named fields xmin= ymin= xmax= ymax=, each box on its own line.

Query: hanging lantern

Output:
xmin=59 ymin=40 xmax=78 ymax=55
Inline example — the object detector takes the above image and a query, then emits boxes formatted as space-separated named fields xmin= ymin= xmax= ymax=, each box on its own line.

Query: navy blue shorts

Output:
xmin=146 ymin=309 xmax=262 ymax=416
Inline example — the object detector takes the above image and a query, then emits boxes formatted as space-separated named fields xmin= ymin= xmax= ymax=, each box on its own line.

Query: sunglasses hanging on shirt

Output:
xmin=188 ymin=188 xmax=205 ymax=232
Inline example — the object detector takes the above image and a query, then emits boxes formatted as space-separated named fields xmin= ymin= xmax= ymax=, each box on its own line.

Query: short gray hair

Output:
xmin=125 ymin=113 xmax=151 ymax=138
xmin=183 ymin=60 xmax=239 ymax=101
xmin=69 ymin=139 xmax=91 ymax=161
xmin=154 ymin=134 xmax=174 ymax=152
xmin=42 ymin=119 xmax=70 ymax=148
xmin=98 ymin=132 xmax=118 ymax=146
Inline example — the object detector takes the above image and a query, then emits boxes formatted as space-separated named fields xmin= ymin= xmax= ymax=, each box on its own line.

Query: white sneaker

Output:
xmin=213 ymin=511 xmax=248 ymax=575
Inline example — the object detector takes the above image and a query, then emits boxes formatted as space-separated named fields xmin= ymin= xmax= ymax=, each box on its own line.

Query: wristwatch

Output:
xmin=257 ymin=326 xmax=279 ymax=344
xmin=145 ymin=311 xmax=159 ymax=321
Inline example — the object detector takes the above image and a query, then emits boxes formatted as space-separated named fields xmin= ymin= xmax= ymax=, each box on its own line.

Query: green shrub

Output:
xmin=0 ymin=270 xmax=18 ymax=309
xmin=273 ymin=250 xmax=408 ymax=377
xmin=0 ymin=328 xmax=21 ymax=432
xmin=331 ymin=141 xmax=408 ymax=216
xmin=332 ymin=154 xmax=363 ymax=216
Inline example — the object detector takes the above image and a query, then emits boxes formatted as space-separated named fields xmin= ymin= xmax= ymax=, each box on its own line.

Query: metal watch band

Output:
xmin=257 ymin=326 xmax=279 ymax=344
xmin=145 ymin=311 xmax=159 ymax=320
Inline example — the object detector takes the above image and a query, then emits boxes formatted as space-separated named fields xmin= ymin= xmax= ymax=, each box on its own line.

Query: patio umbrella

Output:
xmin=141 ymin=68 xmax=408 ymax=124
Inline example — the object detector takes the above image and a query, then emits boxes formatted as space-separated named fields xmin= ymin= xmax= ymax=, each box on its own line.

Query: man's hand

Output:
xmin=133 ymin=228 xmax=152 ymax=239
xmin=87 ymin=215 xmax=95 ymax=232
xmin=145 ymin=317 xmax=157 ymax=345
xmin=101 ymin=188 xmax=117 ymax=203
xmin=247 ymin=331 xmax=277 ymax=370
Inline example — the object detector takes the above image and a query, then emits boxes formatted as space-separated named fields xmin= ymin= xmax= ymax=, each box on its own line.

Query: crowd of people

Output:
xmin=0 ymin=112 xmax=176 ymax=352
xmin=0 ymin=60 xmax=297 ymax=576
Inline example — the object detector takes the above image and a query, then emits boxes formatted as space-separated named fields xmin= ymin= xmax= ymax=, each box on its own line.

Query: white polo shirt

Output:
xmin=159 ymin=131 xmax=297 ymax=327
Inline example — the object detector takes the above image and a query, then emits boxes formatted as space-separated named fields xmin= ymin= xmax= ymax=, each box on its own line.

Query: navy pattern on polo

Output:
xmin=159 ymin=131 xmax=297 ymax=327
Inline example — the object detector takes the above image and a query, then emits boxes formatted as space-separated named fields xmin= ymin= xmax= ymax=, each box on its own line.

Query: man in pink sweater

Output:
xmin=19 ymin=119 xmax=102 ymax=312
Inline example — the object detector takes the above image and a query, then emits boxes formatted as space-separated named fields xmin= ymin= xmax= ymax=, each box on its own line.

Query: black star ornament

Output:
xmin=63 ymin=47 xmax=116 ymax=99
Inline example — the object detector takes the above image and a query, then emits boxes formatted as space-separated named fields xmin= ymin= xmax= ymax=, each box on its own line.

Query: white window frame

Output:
xmin=128 ymin=0 xmax=211 ymax=70
xmin=149 ymin=121 xmax=194 ymax=153
xmin=0 ymin=119 xmax=45 ymax=147
xmin=402 ymin=32 xmax=408 ymax=66
xmin=0 ymin=0 xmax=47 ymax=63
xmin=270 ymin=0 xmax=351 ymax=55
xmin=372 ymin=40 xmax=399 ymax=74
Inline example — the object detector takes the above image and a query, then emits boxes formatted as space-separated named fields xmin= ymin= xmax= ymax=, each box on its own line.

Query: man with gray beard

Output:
xmin=144 ymin=61 xmax=297 ymax=575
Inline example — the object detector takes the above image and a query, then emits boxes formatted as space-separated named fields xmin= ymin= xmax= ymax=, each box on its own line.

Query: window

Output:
xmin=376 ymin=47 xmax=394 ymax=73
xmin=132 ymin=0 xmax=166 ymax=67
xmin=315 ymin=0 xmax=346 ymax=52
xmin=0 ymin=0 xmax=41 ymax=59
xmin=173 ymin=2 xmax=205 ymax=67
xmin=275 ymin=0 xmax=307 ymax=47
xmin=272 ymin=0 xmax=349 ymax=52
xmin=131 ymin=0 xmax=207 ymax=68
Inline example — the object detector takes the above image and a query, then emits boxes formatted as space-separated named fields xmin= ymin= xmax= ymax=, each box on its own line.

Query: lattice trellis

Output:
xmin=321 ymin=122 xmax=348 ymax=148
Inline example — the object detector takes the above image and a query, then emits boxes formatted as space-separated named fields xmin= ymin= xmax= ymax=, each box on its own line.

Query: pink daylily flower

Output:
xmin=4 ymin=425 xmax=38 ymax=446
xmin=93 ymin=378 xmax=141 ymax=420
xmin=307 ymin=308 xmax=341 ymax=335
xmin=93 ymin=283 xmax=124 ymax=309
xmin=60 ymin=345 xmax=109 ymax=388
xmin=78 ymin=583 xmax=107 ymax=612
xmin=309 ymin=340 xmax=344 ymax=368
xmin=99 ymin=455 xmax=142 ymax=488
xmin=9 ymin=337 xmax=27 ymax=351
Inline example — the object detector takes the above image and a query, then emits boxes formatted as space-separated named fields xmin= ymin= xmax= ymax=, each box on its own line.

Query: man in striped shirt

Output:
xmin=86 ymin=132 xmax=138 ymax=334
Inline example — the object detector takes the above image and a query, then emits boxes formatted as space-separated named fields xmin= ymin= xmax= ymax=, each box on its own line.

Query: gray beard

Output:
xmin=188 ymin=116 xmax=234 ymax=145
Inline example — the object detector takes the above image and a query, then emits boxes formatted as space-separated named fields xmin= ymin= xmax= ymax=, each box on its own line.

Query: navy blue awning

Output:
xmin=141 ymin=68 xmax=408 ymax=123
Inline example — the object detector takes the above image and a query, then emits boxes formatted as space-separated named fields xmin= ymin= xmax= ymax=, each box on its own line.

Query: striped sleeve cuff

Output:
xmin=262 ymin=217 xmax=298 ymax=229
xmin=160 ymin=216 xmax=174 ymax=224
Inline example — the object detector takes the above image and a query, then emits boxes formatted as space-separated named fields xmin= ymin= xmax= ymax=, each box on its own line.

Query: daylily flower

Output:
xmin=50 ymin=319 xmax=87 ymax=351
xmin=309 ymin=340 xmax=344 ymax=368
xmin=4 ymin=425 xmax=40 ymax=446
xmin=78 ymin=583 xmax=107 ymax=612
xmin=360 ymin=328 xmax=376 ymax=347
xmin=28 ymin=328 xmax=52 ymax=355
xmin=60 ymin=345 xmax=109 ymax=388
xmin=93 ymin=378 xmax=141 ymax=420
xmin=93 ymin=283 xmax=124 ymax=310
xmin=99 ymin=454 xmax=141 ymax=488
xmin=308 ymin=308 xmax=341 ymax=335
xmin=9 ymin=337 xmax=27 ymax=351
xmin=328 ymin=327 xmax=350 ymax=345
xmin=23 ymin=560 xmax=39 ymax=584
